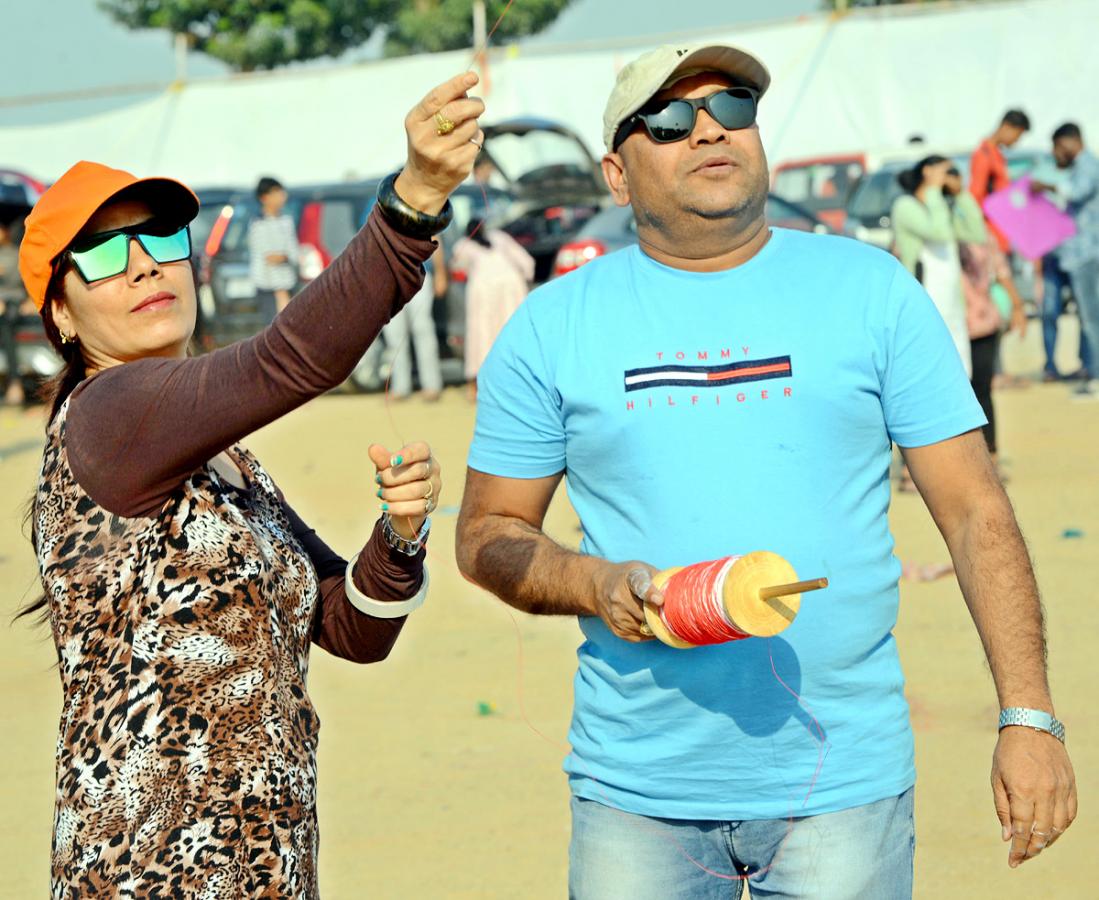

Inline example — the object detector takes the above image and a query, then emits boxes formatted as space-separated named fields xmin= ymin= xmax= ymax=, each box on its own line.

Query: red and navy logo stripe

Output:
xmin=624 ymin=355 xmax=792 ymax=392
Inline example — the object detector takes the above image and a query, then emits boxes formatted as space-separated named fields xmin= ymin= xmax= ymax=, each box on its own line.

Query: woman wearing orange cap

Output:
xmin=18 ymin=73 xmax=483 ymax=896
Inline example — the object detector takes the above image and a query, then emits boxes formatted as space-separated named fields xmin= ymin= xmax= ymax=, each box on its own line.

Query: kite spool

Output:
xmin=643 ymin=551 xmax=828 ymax=649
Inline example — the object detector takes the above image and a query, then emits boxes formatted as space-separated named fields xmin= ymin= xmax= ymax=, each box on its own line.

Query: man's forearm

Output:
xmin=456 ymin=514 xmax=601 ymax=617
xmin=946 ymin=493 xmax=1052 ymax=711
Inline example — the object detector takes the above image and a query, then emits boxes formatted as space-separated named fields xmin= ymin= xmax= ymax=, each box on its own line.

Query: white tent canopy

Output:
xmin=0 ymin=0 xmax=1093 ymax=187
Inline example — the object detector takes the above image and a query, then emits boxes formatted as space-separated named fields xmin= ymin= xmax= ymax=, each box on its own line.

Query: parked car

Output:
xmin=198 ymin=179 xmax=509 ymax=391
xmin=0 ymin=168 xmax=47 ymax=218
xmin=191 ymin=187 xmax=243 ymax=253
xmin=198 ymin=180 xmax=382 ymax=346
xmin=553 ymin=194 xmax=835 ymax=277
xmin=478 ymin=118 xmax=608 ymax=282
xmin=0 ymin=174 xmax=60 ymax=397
xmin=190 ymin=187 xmax=247 ymax=348
xmin=771 ymin=152 xmax=867 ymax=231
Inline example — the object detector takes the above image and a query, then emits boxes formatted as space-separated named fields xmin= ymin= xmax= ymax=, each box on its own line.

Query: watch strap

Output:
xmin=998 ymin=707 xmax=1066 ymax=743
xmin=381 ymin=512 xmax=430 ymax=556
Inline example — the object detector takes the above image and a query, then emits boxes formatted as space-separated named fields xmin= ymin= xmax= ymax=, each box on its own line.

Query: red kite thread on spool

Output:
xmin=643 ymin=551 xmax=829 ymax=648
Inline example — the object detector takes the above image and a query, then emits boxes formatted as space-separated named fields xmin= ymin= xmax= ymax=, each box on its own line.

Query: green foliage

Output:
xmin=386 ymin=0 xmax=572 ymax=56
xmin=99 ymin=0 xmax=573 ymax=72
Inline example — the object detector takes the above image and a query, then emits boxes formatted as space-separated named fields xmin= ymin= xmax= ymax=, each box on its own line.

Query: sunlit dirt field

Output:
xmin=2 ymin=321 xmax=1096 ymax=898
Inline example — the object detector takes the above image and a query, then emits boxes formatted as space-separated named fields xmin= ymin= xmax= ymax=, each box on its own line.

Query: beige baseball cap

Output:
xmin=603 ymin=44 xmax=771 ymax=151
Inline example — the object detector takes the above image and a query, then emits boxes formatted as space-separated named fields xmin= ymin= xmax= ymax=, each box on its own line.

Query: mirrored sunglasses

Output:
xmin=613 ymin=86 xmax=759 ymax=151
xmin=67 ymin=221 xmax=192 ymax=284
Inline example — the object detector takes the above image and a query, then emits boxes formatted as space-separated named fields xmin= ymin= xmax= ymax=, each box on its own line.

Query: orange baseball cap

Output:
xmin=19 ymin=160 xmax=199 ymax=312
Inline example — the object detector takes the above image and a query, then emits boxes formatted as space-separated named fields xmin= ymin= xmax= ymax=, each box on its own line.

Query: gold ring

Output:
xmin=424 ymin=482 xmax=434 ymax=501
xmin=639 ymin=622 xmax=653 ymax=636
xmin=434 ymin=111 xmax=456 ymax=136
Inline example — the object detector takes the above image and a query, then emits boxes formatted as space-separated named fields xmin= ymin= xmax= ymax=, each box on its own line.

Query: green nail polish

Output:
xmin=381 ymin=503 xmax=389 ymax=511
xmin=376 ymin=489 xmax=382 ymax=498
xmin=393 ymin=455 xmax=403 ymax=467
xmin=375 ymin=474 xmax=381 ymax=484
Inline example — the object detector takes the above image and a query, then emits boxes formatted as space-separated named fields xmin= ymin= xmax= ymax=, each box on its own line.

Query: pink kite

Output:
xmin=981 ymin=175 xmax=1076 ymax=260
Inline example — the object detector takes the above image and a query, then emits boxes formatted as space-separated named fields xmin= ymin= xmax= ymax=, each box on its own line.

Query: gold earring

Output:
xmin=60 ymin=332 xmax=76 ymax=345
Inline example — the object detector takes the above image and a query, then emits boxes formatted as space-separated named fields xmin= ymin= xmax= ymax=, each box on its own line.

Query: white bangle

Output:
xmin=344 ymin=554 xmax=428 ymax=619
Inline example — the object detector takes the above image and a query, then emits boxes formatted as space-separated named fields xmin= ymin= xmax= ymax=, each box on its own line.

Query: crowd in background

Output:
xmin=889 ymin=110 xmax=1097 ymax=487
xmin=1 ymin=114 xmax=1097 ymax=417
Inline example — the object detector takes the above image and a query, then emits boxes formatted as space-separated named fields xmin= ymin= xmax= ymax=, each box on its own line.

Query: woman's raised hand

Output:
xmin=370 ymin=441 xmax=442 ymax=539
xmin=395 ymin=72 xmax=486 ymax=216
xmin=923 ymin=159 xmax=952 ymax=189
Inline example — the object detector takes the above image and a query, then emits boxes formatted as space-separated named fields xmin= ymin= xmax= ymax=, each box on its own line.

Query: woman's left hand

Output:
xmin=369 ymin=441 xmax=441 ymax=539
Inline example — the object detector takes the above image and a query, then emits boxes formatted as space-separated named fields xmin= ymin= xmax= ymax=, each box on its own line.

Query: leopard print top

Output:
xmin=36 ymin=399 xmax=324 ymax=898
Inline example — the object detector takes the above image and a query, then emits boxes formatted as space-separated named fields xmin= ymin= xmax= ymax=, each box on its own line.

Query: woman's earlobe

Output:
xmin=51 ymin=298 xmax=75 ymax=341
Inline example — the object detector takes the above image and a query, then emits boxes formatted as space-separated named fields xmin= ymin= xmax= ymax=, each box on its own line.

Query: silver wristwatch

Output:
xmin=998 ymin=707 xmax=1066 ymax=743
xmin=381 ymin=512 xmax=430 ymax=556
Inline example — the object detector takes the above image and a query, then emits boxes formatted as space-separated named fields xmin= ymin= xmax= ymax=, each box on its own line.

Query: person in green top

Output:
xmin=891 ymin=155 xmax=987 ymax=376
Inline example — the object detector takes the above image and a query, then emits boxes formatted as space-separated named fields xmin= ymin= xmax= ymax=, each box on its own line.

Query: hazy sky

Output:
xmin=530 ymin=0 xmax=819 ymax=44
xmin=0 ymin=0 xmax=819 ymax=127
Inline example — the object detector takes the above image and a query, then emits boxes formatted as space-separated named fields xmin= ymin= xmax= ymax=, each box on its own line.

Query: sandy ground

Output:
xmin=2 ymin=320 xmax=1097 ymax=899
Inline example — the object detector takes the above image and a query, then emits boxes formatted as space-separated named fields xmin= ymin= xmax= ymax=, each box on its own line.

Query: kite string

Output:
xmin=380 ymin=0 xmax=830 ymax=880
xmin=383 ymin=0 xmax=520 ymax=438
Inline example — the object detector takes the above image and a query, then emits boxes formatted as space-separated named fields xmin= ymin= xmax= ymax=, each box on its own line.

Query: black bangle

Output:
xmin=375 ymin=172 xmax=454 ymax=239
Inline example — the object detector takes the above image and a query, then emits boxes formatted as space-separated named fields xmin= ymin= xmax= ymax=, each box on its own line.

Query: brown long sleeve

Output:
xmin=65 ymin=209 xmax=436 ymax=518
xmin=280 ymin=498 xmax=425 ymax=664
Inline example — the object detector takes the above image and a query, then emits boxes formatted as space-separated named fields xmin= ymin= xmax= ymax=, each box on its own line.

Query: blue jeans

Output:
xmin=569 ymin=788 xmax=915 ymax=900
xmin=1067 ymin=258 xmax=1099 ymax=379
xmin=1043 ymin=255 xmax=1092 ymax=375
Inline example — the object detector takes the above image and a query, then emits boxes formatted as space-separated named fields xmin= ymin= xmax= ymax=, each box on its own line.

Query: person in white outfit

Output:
xmin=381 ymin=245 xmax=446 ymax=400
xmin=891 ymin=155 xmax=986 ymax=376
xmin=451 ymin=218 xmax=535 ymax=400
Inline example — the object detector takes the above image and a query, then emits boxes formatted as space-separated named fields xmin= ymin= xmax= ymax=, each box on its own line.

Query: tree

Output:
xmin=386 ymin=0 xmax=572 ymax=57
xmin=100 ymin=0 xmax=573 ymax=72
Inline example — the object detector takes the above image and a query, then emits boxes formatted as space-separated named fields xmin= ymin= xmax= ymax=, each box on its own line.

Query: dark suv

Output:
xmin=197 ymin=181 xmax=380 ymax=347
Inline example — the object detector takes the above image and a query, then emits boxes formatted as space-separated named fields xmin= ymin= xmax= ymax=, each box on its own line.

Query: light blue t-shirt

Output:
xmin=468 ymin=228 xmax=986 ymax=821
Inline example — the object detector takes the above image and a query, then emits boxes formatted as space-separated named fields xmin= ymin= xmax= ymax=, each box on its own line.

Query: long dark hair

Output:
xmin=897 ymin=155 xmax=947 ymax=194
xmin=38 ymin=259 xmax=87 ymax=423
xmin=14 ymin=259 xmax=84 ymax=625
xmin=466 ymin=217 xmax=491 ymax=248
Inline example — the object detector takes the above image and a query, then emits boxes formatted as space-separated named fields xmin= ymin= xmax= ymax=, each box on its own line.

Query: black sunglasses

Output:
xmin=613 ymin=86 xmax=759 ymax=151
xmin=66 ymin=219 xmax=192 ymax=284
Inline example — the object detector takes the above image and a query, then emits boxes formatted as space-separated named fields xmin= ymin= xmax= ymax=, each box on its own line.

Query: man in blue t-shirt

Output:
xmin=456 ymin=44 xmax=1076 ymax=899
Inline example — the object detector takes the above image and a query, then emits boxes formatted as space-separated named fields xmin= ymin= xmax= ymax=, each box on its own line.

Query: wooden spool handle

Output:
xmin=759 ymin=578 xmax=829 ymax=601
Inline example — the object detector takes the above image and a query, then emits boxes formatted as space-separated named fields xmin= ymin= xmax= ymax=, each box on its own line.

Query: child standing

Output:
xmin=248 ymin=177 xmax=298 ymax=317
